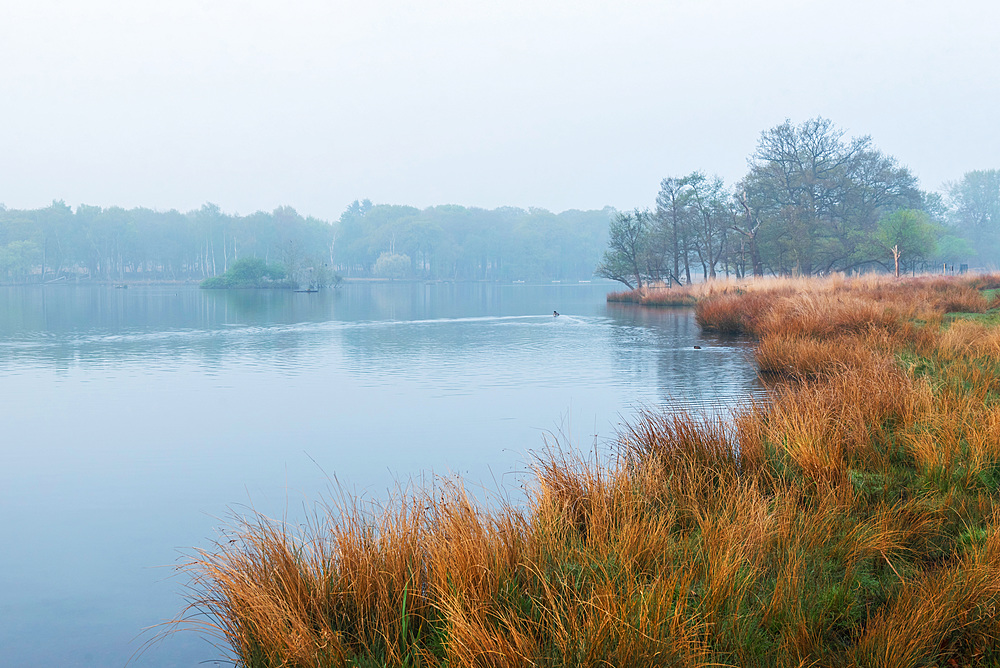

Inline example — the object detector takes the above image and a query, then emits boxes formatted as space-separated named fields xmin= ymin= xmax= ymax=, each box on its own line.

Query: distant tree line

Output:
xmin=0 ymin=202 xmax=334 ymax=285
xmin=598 ymin=117 xmax=997 ymax=288
xmin=0 ymin=200 xmax=610 ymax=284
xmin=332 ymin=201 xmax=609 ymax=280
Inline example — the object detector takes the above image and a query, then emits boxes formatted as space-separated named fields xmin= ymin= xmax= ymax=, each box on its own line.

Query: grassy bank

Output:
xmin=605 ymin=278 xmax=770 ymax=307
xmin=179 ymin=274 xmax=1000 ymax=667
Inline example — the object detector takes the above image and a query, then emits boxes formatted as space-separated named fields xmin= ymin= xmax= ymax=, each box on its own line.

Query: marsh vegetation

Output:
xmin=178 ymin=273 xmax=1000 ymax=667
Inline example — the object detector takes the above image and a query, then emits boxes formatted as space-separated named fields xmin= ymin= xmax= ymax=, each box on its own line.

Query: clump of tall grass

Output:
xmin=607 ymin=282 xmax=699 ymax=307
xmin=175 ymin=272 xmax=1000 ymax=667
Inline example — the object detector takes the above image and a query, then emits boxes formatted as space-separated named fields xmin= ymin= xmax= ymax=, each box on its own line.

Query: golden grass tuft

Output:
xmin=854 ymin=518 xmax=1000 ymax=668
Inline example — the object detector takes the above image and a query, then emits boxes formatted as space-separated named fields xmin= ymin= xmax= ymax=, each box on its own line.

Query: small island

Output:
xmin=199 ymin=257 xmax=339 ymax=290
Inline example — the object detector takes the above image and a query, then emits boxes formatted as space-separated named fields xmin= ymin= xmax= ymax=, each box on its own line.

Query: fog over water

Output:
xmin=3 ymin=1 xmax=998 ymax=217
xmin=1 ymin=2 xmax=995 ymax=664
xmin=0 ymin=283 xmax=760 ymax=666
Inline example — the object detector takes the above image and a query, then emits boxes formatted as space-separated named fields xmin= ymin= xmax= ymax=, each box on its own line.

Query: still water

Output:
xmin=0 ymin=282 xmax=760 ymax=666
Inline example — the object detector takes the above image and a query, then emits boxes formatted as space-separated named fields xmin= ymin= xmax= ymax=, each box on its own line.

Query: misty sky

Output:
xmin=2 ymin=0 xmax=997 ymax=220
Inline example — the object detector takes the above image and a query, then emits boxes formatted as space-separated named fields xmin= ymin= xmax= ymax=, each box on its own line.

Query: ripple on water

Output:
xmin=0 ymin=284 xmax=764 ymax=668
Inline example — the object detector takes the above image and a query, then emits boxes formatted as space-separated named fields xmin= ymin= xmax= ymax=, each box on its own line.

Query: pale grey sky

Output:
xmin=1 ymin=0 xmax=997 ymax=220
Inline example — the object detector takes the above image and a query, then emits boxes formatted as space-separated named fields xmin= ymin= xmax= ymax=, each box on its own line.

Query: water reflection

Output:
xmin=606 ymin=303 xmax=765 ymax=412
xmin=0 ymin=283 xmax=762 ymax=667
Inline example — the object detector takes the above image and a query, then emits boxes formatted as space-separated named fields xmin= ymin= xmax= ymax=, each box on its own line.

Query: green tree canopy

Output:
xmin=742 ymin=117 xmax=921 ymax=275
xmin=875 ymin=209 xmax=937 ymax=276
xmin=373 ymin=252 xmax=411 ymax=279
xmin=595 ymin=209 xmax=650 ymax=290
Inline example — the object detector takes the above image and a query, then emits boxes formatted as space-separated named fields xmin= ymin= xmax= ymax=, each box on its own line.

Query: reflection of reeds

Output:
xmin=176 ymin=273 xmax=1000 ymax=667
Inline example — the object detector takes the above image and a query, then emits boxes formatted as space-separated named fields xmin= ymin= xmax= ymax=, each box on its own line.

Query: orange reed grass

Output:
xmin=173 ymin=272 xmax=1000 ymax=667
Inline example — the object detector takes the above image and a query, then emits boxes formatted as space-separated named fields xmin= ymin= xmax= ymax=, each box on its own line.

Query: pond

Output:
xmin=0 ymin=282 xmax=761 ymax=666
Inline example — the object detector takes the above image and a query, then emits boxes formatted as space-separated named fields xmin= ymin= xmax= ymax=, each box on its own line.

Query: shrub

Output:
xmin=200 ymin=258 xmax=291 ymax=289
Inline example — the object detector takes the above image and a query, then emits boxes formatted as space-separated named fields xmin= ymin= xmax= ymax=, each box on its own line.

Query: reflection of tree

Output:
xmin=0 ymin=286 xmax=345 ymax=370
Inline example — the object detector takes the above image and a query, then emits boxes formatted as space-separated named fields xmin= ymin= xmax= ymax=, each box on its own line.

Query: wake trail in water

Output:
xmin=0 ymin=314 xmax=603 ymax=351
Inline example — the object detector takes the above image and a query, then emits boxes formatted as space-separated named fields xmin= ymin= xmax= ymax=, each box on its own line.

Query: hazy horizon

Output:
xmin=3 ymin=0 xmax=997 ymax=221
